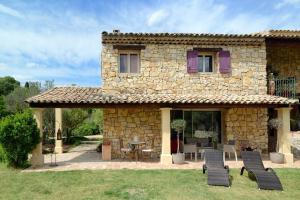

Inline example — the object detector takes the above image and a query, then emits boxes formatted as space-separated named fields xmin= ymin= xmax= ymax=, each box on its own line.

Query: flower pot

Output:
xmin=172 ymin=153 xmax=185 ymax=164
xmin=270 ymin=152 xmax=284 ymax=164
xmin=102 ymin=144 xmax=111 ymax=161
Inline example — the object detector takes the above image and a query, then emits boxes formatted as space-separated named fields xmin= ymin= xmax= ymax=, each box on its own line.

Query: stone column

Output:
xmin=31 ymin=108 xmax=44 ymax=167
xmin=276 ymin=107 xmax=293 ymax=164
xmin=160 ymin=108 xmax=172 ymax=164
xmin=55 ymin=108 xmax=63 ymax=154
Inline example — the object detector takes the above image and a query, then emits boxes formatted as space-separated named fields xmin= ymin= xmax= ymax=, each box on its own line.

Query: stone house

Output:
xmin=27 ymin=30 xmax=299 ymax=167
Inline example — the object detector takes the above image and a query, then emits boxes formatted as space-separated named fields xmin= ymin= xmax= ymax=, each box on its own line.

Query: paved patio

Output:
xmin=25 ymin=143 xmax=300 ymax=172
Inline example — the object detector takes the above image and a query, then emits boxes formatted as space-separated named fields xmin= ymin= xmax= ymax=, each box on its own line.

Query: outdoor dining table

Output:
xmin=129 ymin=141 xmax=146 ymax=161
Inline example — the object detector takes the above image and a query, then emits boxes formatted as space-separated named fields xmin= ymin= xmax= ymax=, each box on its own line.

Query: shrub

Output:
xmin=291 ymin=119 xmax=298 ymax=131
xmin=0 ymin=144 xmax=7 ymax=163
xmin=268 ymin=118 xmax=282 ymax=130
xmin=0 ymin=110 xmax=40 ymax=168
xmin=73 ymin=122 xmax=99 ymax=137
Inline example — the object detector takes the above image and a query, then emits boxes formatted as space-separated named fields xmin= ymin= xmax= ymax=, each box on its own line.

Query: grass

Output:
xmin=0 ymin=164 xmax=300 ymax=200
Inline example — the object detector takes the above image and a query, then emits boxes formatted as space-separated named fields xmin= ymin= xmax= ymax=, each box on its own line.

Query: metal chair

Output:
xmin=184 ymin=144 xmax=198 ymax=161
xmin=120 ymin=138 xmax=132 ymax=160
xmin=223 ymin=140 xmax=237 ymax=162
xmin=141 ymin=138 xmax=155 ymax=160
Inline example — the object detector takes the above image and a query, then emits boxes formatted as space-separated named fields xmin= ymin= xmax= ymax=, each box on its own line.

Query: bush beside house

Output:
xmin=73 ymin=122 xmax=100 ymax=137
xmin=0 ymin=110 xmax=40 ymax=168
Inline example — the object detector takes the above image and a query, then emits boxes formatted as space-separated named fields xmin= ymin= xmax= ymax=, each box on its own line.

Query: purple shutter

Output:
xmin=219 ymin=50 xmax=231 ymax=73
xmin=187 ymin=50 xmax=198 ymax=73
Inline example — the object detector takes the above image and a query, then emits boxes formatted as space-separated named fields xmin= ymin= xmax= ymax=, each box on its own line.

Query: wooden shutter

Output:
xmin=219 ymin=50 xmax=231 ymax=73
xmin=187 ymin=50 xmax=198 ymax=73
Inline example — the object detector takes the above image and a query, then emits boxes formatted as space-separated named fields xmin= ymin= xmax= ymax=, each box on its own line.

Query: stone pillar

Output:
xmin=55 ymin=108 xmax=63 ymax=154
xmin=276 ymin=107 xmax=293 ymax=164
xmin=160 ymin=108 xmax=172 ymax=164
xmin=31 ymin=108 xmax=44 ymax=167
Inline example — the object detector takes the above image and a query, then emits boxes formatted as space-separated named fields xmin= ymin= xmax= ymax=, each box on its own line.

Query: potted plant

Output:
xmin=171 ymin=119 xmax=186 ymax=164
xmin=211 ymin=132 xmax=218 ymax=149
xmin=102 ymin=139 xmax=111 ymax=161
xmin=268 ymin=118 xmax=284 ymax=164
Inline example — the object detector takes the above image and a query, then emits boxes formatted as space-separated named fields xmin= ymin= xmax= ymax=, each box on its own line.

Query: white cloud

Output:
xmin=0 ymin=14 xmax=101 ymax=66
xmin=1 ymin=0 xmax=300 ymax=86
xmin=0 ymin=61 xmax=100 ymax=85
xmin=147 ymin=9 xmax=169 ymax=26
xmin=0 ymin=3 xmax=24 ymax=18
xmin=274 ymin=0 xmax=300 ymax=9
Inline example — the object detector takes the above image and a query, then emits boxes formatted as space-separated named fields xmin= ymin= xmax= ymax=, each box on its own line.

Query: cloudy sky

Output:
xmin=0 ymin=0 xmax=299 ymax=86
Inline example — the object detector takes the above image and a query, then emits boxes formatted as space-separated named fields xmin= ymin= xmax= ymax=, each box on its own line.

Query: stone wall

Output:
xmin=266 ymin=42 xmax=300 ymax=93
xmin=224 ymin=108 xmax=268 ymax=153
xmin=103 ymin=105 xmax=161 ymax=158
xmin=103 ymin=106 xmax=269 ymax=159
xmin=102 ymin=43 xmax=267 ymax=96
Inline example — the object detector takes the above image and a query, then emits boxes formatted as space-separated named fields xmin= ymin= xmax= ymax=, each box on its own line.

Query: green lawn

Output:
xmin=0 ymin=164 xmax=300 ymax=200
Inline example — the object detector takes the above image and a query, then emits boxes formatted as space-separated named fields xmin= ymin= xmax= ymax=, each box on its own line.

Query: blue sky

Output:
xmin=0 ymin=0 xmax=299 ymax=86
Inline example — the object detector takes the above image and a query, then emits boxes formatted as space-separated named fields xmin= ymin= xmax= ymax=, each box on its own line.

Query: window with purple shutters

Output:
xmin=219 ymin=50 xmax=231 ymax=73
xmin=187 ymin=50 xmax=198 ymax=73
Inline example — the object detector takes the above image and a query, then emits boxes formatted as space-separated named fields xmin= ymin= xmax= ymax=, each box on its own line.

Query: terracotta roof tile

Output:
xmin=26 ymin=87 xmax=299 ymax=106
xmin=258 ymin=29 xmax=300 ymax=39
xmin=101 ymin=30 xmax=300 ymax=45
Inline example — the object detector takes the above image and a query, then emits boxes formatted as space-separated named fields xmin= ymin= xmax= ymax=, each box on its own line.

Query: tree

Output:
xmin=90 ymin=109 xmax=103 ymax=133
xmin=42 ymin=108 xmax=55 ymax=142
xmin=43 ymin=80 xmax=54 ymax=91
xmin=62 ymin=108 xmax=89 ymax=134
xmin=4 ymin=84 xmax=40 ymax=113
xmin=24 ymin=82 xmax=30 ymax=88
xmin=0 ymin=96 xmax=8 ymax=119
xmin=0 ymin=76 xmax=20 ymax=96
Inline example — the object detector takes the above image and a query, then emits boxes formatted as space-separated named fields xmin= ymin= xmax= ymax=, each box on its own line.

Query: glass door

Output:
xmin=171 ymin=110 xmax=222 ymax=153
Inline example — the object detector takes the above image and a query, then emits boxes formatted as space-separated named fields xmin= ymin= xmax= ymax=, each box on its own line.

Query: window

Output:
xmin=119 ymin=52 xmax=140 ymax=73
xmin=198 ymin=54 xmax=213 ymax=72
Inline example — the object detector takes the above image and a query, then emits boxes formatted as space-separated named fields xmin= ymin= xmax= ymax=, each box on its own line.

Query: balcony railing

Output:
xmin=268 ymin=76 xmax=296 ymax=99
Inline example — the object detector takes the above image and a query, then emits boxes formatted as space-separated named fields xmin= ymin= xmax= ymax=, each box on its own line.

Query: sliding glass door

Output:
xmin=170 ymin=110 xmax=222 ymax=152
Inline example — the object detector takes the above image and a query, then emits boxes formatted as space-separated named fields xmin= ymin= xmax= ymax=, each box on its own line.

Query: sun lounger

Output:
xmin=240 ymin=151 xmax=283 ymax=190
xmin=203 ymin=150 xmax=230 ymax=187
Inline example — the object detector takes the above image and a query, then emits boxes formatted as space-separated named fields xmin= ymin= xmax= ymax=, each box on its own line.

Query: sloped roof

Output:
xmin=258 ymin=30 xmax=300 ymax=39
xmin=101 ymin=31 xmax=264 ymax=45
xmin=26 ymin=87 xmax=298 ymax=107
xmin=101 ymin=30 xmax=300 ymax=45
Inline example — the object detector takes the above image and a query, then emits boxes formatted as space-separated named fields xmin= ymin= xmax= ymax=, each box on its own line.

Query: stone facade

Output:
xmin=266 ymin=41 xmax=300 ymax=94
xmin=101 ymin=37 xmax=272 ymax=158
xmin=224 ymin=108 xmax=268 ymax=153
xmin=103 ymin=105 xmax=161 ymax=158
xmin=102 ymin=43 xmax=267 ymax=96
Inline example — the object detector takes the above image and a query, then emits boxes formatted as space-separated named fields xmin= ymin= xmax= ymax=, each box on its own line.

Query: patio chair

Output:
xmin=141 ymin=138 xmax=155 ymax=160
xmin=223 ymin=140 xmax=237 ymax=162
xmin=184 ymin=144 xmax=197 ymax=161
xmin=240 ymin=151 xmax=283 ymax=190
xmin=202 ymin=150 xmax=230 ymax=187
xmin=119 ymin=138 xmax=132 ymax=160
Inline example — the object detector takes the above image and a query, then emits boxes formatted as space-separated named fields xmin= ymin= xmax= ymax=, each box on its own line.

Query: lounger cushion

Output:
xmin=250 ymin=169 xmax=283 ymax=191
xmin=207 ymin=168 xmax=230 ymax=187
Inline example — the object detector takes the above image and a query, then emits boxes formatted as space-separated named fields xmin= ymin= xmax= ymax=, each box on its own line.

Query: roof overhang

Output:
xmin=26 ymin=87 xmax=299 ymax=109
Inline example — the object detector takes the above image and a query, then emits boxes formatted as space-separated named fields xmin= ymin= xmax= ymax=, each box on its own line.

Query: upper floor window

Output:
xmin=119 ymin=51 xmax=140 ymax=73
xmin=187 ymin=49 xmax=231 ymax=74
xmin=198 ymin=54 xmax=214 ymax=72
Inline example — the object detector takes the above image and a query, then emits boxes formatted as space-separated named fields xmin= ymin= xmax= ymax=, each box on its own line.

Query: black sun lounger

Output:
xmin=240 ymin=151 xmax=283 ymax=191
xmin=203 ymin=150 xmax=230 ymax=187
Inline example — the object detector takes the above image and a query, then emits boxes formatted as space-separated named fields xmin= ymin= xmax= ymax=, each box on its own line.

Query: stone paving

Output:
xmin=25 ymin=143 xmax=300 ymax=172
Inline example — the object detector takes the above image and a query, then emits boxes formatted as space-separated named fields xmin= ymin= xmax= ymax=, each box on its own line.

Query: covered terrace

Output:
xmin=26 ymin=87 xmax=298 ymax=168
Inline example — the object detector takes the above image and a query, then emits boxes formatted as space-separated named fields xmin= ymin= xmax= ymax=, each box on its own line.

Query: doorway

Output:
xmin=170 ymin=110 xmax=222 ymax=153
